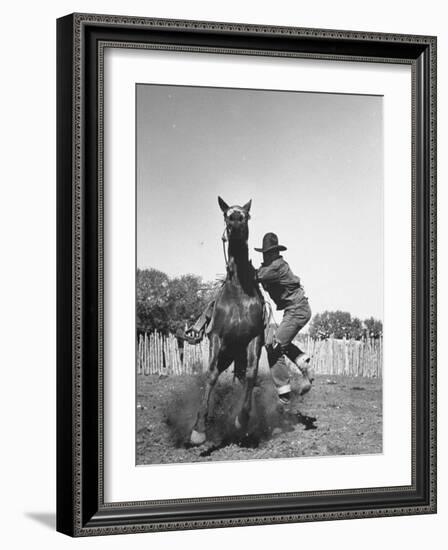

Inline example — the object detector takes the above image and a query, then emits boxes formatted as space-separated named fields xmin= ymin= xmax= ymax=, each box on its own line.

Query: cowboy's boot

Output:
xmin=266 ymin=342 xmax=283 ymax=368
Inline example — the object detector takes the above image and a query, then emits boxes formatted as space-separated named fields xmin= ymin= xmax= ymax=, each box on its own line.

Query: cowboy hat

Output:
xmin=254 ymin=232 xmax=287 ymax=253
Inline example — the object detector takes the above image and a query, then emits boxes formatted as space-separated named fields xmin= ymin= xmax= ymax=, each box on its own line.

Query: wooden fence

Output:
xmin=137 ymin=331 xmax=209 ymax=376
xmin=137 ymin=331 xmax=382 ymax=378
xmin=303 ymin=335 xmax=382 ymax=378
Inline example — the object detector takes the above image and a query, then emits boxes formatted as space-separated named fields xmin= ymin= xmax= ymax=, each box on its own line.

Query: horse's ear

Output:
xmin=242 ymin=199 xmax=252 ymax=213
xmin=218 ymin=196 xmax=230 ymax=213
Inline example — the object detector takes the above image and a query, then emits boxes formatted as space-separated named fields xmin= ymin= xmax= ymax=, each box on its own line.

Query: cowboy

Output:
xmin=254 ymin=232 xmax=313 ymax=403
xmin=185 ymin=232 xmax=313 ymax=403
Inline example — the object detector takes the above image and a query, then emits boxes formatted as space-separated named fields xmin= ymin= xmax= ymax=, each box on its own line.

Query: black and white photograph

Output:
xmin=0 ymin=0 xmax=442 ymax=545
xmin=135 ymin=83 xmax=384 ymax=465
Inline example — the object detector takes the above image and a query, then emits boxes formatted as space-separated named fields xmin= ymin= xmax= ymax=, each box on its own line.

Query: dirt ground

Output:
xmin=136 ymin=369 xmax=382 ymax=465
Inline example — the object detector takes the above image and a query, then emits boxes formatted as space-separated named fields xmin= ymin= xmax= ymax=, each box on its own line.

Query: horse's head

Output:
xmin=218 ymin=196 xmax=252 ymax=242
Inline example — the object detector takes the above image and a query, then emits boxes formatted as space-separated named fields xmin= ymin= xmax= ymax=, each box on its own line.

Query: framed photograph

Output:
xmin=57 ymin=13 xmax=437 ymax=536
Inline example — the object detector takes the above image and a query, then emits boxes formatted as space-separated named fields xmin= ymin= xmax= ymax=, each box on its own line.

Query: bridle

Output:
xmin=221 ymin=208 xmax=251 ymax=272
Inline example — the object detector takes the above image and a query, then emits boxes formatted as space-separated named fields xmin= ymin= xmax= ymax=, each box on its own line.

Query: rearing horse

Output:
xmin=190 ymin=197 xmax=265 ymax=446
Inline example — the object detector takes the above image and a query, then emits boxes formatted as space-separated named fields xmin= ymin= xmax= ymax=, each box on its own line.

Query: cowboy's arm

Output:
xmin=256 ymin=262 xmax=282 ymax=284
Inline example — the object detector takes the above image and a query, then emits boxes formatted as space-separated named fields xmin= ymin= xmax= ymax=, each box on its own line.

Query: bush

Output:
xmin=136 ymin=268 xmax=218 ymax=334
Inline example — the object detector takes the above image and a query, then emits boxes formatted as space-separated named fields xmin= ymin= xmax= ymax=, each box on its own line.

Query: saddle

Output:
xmin=263 ymin=302 xmax=276 ymax=346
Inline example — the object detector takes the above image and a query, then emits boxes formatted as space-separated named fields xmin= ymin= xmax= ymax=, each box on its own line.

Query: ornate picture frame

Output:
xmin=57 ymin=13 xmax=437 ymax=536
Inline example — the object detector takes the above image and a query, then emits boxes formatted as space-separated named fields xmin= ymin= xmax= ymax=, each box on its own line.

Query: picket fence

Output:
xmin=136 ymin=331 xmax=382 ymax=378
xmin=304 ymin=336 xmax=382 ymax=378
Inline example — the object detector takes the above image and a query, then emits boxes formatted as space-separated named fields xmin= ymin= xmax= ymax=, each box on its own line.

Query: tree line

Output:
xmin=137 ymin=268 xmax=382 ymax=340
xmin=136 ymin=268 xmax=220 ymax=335
xmin=308 ymin=311 xmax=382 ymax=340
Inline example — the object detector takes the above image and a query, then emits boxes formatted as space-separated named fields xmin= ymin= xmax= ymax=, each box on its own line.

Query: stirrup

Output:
xmin=183 ymin=328 xmax=204 ymax=345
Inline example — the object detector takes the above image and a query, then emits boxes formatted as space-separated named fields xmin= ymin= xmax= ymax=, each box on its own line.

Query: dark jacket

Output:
xmin=256 ymin=256 xmax=305 ymax=310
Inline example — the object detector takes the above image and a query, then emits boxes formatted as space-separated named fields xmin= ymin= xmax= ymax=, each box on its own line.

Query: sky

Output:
xmin=136 ymin=84 xmax=383 ymax=321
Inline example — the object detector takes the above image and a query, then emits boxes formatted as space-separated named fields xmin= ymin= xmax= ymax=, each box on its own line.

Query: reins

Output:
xmin=221 ymin=227 xmax=229 ymax=269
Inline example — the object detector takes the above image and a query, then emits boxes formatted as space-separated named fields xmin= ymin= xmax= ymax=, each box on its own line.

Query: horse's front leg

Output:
xmin=235 ymin=335 xmax=263 ymax=434
xmin=190 ymin=335 xmax=230 ymax=446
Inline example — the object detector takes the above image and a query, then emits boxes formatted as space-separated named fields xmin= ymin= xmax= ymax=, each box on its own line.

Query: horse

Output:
xmin=190 ymin=197 xmax=265 ymax=446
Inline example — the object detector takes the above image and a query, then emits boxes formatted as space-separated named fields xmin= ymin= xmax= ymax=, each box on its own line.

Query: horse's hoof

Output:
xmin=299 ymin=381 xmax=312 ymax=396
xmin=190 ymin=430 xmax=206 ymax=445
xmin=235 ymin=415 xmax=242 ymax=430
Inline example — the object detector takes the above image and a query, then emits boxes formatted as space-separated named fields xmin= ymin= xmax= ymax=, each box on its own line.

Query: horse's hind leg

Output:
xmin=284 ymin=343 xmax=314 ymax=395
xmin=190 ymin=337 xmax=231 ymax=445
xmin=235 ymin=335 xmax=262 ymax=434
